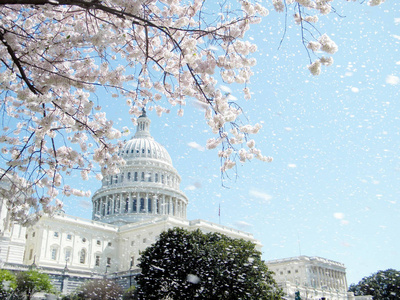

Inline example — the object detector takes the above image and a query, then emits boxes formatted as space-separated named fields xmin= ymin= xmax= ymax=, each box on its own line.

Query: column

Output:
xmin=111 ymin=195 xmax=115 ymax=215
xmin=136 ymin=192 xmax=140 ymax=212
xmin=153 ymin=197 xmax=157 ymax=214
xmin=120 ymin=193 xmax=123 ymax=213
xmin=128 ymin=192 xmax=132 ymax=213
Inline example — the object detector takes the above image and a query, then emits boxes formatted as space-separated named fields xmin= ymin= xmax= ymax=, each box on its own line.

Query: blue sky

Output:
xmin=61 ymin=1 xmax=399 ymax=285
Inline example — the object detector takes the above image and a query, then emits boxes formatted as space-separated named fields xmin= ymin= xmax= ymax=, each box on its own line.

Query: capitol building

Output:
xmin=0 ymin=111 xmax=367 ymax=299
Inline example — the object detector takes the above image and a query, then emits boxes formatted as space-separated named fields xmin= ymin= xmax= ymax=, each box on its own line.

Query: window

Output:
xmin=51 ymin=248 xmax=57 ymax=260
xmin=82 ymin=237 xmax=87 ymax=243
xmin=148 ymin=172 xmax=152 ymax=182
xmin=127 ymin=172 xmax=131 ymax=180
xmin=131 ymin=241 xmax=135 ymax=246
xmin=96 ymin=240 xmax=101 ymax=246
xmin=130 ymin=256 xmax=135 ymax=268
xmin=155 ymin=173 xmax=158 ymax=182
xmin=29 ymin=249 xmax=33 ymax=260
xmin=140 ymin=198 xmax=145 ymax=212
xmin=134 ymin=172 xmax=138 ymax=181
xmin=125 ymin=198 xmax=129 ymax=212
xmin=107 ymin=257 xmax=111 ymax=265
xmin=66 ymin=234 xmax=72 ymax=240
xmin=65 ymin=249 xmax=71 ymax=261
xmin=141 ymin=172 xmax=145 ymax=181
xmin=53 ymin=232 xmax=59 ymax=238
xmin=288 ymin=270 xmax=291 ymax=274
xmin=95 ymin=255 xmax=100 ymax=266
xmin=132 ymin=198 xmax=137 ymax=212
xmin=108 ymin=242 xmax=112 ymax=247
xmin=148 ymin=198 xmax=152 ymax=213
xmin=143 ymin=238 xmax=147 ymax=243
xmin=32 ymin=232 xmax=35 ymax=237
xmin=80 ymin=249 xmax=86 ymax=264
xmin=114 ymin=175 xmax=118 ymax=184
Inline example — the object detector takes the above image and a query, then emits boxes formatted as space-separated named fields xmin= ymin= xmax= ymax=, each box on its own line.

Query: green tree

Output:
xmin=16 ymin=269 xmax=54 ymax=300
xmin=0 ymin=269 xmax=17 ymax=298
xmin=137 ymin=228 xmax=283 ymax=300
xmin=348 ymin=269 xmax=400 ymax=300
xmin=74 ymin=279 xmax=123 ymax=300
xmin=123 ymin=285 xmax=138 ymax=300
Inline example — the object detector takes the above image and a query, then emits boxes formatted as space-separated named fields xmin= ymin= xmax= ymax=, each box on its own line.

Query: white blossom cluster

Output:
xmin=271 ymin=0 xmax=385 ymax=75
xmin=0 ymin=0 xmax=270 ymax=224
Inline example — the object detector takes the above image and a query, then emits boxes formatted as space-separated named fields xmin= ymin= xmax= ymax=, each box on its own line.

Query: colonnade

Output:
xmin=309 ymin=266 xmax=347 ymax=291
xmin=93 ymin=192 xmax=187 ymax=219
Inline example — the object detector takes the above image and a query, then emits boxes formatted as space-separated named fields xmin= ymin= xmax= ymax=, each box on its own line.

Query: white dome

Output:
xmin=92 ymin=110 xmax=188 ymax=225
xmin=119 ymin=138 xmax=172 ymax=165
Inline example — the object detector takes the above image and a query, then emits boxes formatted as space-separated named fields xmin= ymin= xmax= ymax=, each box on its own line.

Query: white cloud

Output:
xmin=351 ymin=87 xmax=359 ymax=93
xmin=288 ymin=164 xmax=297 ymax=168
xmin=249 ymin=189 xmax=272 ymax=202
xmin=234 ymin=220 xmax=253 ymax=229
xmin=188 ymin=141 xmax=205 ymax=151
xmin=185 ymin=185 xmax=196 ymax=191
xmin=333 ymin=212 xmax=345 ymax=220
xmin=386 ymin=75 xmax=400 ymax=85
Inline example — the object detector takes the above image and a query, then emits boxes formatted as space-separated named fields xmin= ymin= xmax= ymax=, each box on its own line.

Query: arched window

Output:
xmin=127 ymin=172 xmax=131 ymax=180
xmin=50 ymin=246 xmax=58 ymax=260
xmin=64 ymin=247 xmax=72 ymax=262
xmin=80 ymin=249 xmax=86 ymax=264
xmin=134 ymin=172 xmax=138 ymax=181
xmin=155 ymin=173 xmax=158 ymax=182
xmin=148 ymin=198 xmax=152 ymax=213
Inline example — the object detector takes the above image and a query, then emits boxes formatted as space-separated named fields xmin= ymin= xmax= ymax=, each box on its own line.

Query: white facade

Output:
xmin=266 ymin=256 xmax=364 ymax=300
xmin=0 ymin=111 xmax=261 ymax=294
xmin=0 ymin=177 xmax=26 ymax=267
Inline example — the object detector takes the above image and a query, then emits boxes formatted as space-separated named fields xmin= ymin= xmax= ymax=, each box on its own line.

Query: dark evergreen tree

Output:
xmin=348 ymin=269 xmax=400 ymax=300
xmin=137 ymin=228 xmax=283 ymax=300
